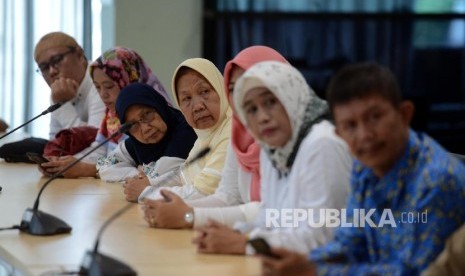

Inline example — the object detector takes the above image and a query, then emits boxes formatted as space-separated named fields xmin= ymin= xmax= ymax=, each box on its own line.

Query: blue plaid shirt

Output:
xmin=310 ymin=130 xmax=465 ymax=276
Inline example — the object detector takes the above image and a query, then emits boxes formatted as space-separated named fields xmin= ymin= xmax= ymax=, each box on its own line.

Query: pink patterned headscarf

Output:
xmin=89 ymin=47 xmax=170 ymax=143
xmin=223 ymin=46 xmax=289 ymax=202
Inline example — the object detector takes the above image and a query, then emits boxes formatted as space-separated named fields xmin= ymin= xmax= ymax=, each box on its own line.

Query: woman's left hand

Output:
xmin=192 ymin=219 xmax=247 ymax=254
xmin=123 ymin=173 xmax=149 ymax=202
xmin=40 ymin=155 xmax=88 ymax=178
xmin=260 ymin=248 xmax=316 ymax=276
xmin=141 ymin=190 xmax=193 ymax=229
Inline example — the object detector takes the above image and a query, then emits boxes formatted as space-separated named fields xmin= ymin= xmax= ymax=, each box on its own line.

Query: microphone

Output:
xmin=0 ymin=103 xmax=62 ymax=140
xmin=19 ymin=122 xmax=134 ymax=236
xmin=186 ymin=147 xmax=210 ymax=165
xmin=79 ymin=203 xmax=137 ymax=276
xmin=79 ymin=147 xmax=211 ymax=275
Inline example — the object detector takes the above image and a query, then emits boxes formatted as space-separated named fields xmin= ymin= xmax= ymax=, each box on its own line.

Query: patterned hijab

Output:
xmin=234 ymin=61 xmax=329 ymax=176
xmin=224 ymin=46 xmax=289 ymax=201
xmin=89 ymin=47 xmax=170 ymax=143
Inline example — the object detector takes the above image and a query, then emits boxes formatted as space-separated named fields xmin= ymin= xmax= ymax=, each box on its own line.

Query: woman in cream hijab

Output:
xmin=138 ymin=46 xmax=290 ymax=230
xmin=139 ymin=58 xmax=231 ymax=204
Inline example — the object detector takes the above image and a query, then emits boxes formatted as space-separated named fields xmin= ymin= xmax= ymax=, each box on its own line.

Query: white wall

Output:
xmin=111 ymin=0 xmax=203 ymax=98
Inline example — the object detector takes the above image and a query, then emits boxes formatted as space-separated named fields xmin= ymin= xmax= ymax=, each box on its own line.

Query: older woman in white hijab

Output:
xmin=191 ymin=61 xmax=352 ymax=255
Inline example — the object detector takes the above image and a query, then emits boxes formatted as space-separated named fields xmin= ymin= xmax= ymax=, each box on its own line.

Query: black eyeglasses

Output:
xmin=128 ymin=110 xmax=158 ymax=135
xmin=36 ymin=48 xmax=75 ymax=75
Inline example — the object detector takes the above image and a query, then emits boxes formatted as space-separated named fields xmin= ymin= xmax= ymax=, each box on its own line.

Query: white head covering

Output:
xmin=234 ymin=61 xmax=329 ymax=176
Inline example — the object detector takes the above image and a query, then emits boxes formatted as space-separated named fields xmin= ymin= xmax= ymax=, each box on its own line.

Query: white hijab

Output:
xmin=234 ymin=61 xmax=329 ymax=176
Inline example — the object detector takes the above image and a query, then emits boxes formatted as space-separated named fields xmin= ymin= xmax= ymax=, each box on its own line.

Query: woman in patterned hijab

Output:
xmin=41 ymin=47 xmax=170 ymax=178
xmin=189 ymin=61 xmax=351 ymax=256
xmin=89 ymin=47 xmax=171 ymax=146
xmin=234 ymin=61 xmax=331 ymax=176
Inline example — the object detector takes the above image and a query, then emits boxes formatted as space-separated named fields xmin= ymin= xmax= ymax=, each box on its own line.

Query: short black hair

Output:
xmin=174 ymin=66 xmax=196 ymax=101
xmin=326 ymin=62 xmax=402 ymax=111
xmin=174 ymin=66 xmax=193 ymax=85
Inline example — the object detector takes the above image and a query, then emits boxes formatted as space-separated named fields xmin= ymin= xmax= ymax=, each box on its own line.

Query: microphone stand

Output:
xmin=19 ymin=122 xmax=134 ymax=236
xmin=0 ymin=103 xmax=62 ymax=140
xmin=79 ymin=203 xmax=137 ymax=276
xmin=79 ymin=147 xmax=211 ymax=276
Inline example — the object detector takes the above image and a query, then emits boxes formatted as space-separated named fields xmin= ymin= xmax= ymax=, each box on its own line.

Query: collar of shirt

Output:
xmin=352 ymin=129 xmax=421 ymax=208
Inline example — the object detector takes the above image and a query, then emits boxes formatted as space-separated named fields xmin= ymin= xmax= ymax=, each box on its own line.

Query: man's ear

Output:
xmin=75 ymin=48 xmax=86 ymax=62
xmin=77 ymin=49 xmax=89 ymax=70
xmin=399 ymin=100 xmax=415 ymax=126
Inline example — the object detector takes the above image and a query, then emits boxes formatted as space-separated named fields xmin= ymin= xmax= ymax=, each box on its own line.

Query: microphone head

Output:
xmin=47 ymin=103 xmax=62 ymax=113
xmin=118 ymin=122 xmax=135 ymax=134
xmin=186 ymin=147 xmax=211 ymax=165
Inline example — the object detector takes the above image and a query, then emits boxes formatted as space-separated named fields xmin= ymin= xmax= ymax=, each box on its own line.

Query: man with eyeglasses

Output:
xmin=0 ymin=32 xmax=105 ymax=163
xmin=33 ymin=31 xmax=105 ymax=139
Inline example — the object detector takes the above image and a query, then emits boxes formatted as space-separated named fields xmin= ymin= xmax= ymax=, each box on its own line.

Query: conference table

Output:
xmin=0 ymin=160 xmax=261 ymax=275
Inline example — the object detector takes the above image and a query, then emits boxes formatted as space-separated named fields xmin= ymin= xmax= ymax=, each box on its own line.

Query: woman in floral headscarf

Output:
xmin=89 ymin=46 xmax=171 ymax=150
xmin=41 ymin=46 xmax=173 ymax=178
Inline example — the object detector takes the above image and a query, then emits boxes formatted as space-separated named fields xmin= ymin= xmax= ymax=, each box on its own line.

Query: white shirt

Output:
xmin=187 ymin=142 xmax=261 ymax=228
xmin=98 ymin=141 xmax=186 ymax=184
xmin=243 ymin=120 xmax=352 ymax=254
xmin=97 ymin=141 xmax=140 ymax=182
xmin=49 ymin=69 xmax=105 ymax=139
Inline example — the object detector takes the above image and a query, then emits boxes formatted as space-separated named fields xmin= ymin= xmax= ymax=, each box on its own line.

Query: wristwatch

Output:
xmin=184 ymin=210 xmax=194 ymax=227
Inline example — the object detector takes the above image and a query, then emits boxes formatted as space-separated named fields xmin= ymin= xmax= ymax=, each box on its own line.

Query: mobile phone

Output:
xmin=26 ymin=152 xmax=49 ymax=165
xmin=247 ymin=238 xmax=280 ymax=259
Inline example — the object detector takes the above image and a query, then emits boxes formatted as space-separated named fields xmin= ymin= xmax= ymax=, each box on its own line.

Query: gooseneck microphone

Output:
xmin=19 ymin=121 xmax=134 ymax=236
xmin=79 ymin=203 xmax=137 ymax=276
xmin=0 ymin=103 xmax=62 ymax=140
xmin=186 ymin=147 xmax=211 ymax=165
xmin=79 ymin=147 xmax=211 ymax=275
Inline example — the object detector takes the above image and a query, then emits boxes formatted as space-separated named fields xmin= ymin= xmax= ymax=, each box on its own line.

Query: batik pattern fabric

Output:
xmin=309 ymin=130 xmax=465 ymax=276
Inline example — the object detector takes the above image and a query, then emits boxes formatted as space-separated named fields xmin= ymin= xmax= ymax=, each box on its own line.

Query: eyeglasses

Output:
xmin=36 ymin=48 xmax=75 ymax=75
xmin=128 ymin=110 xmax=158 ymax=135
